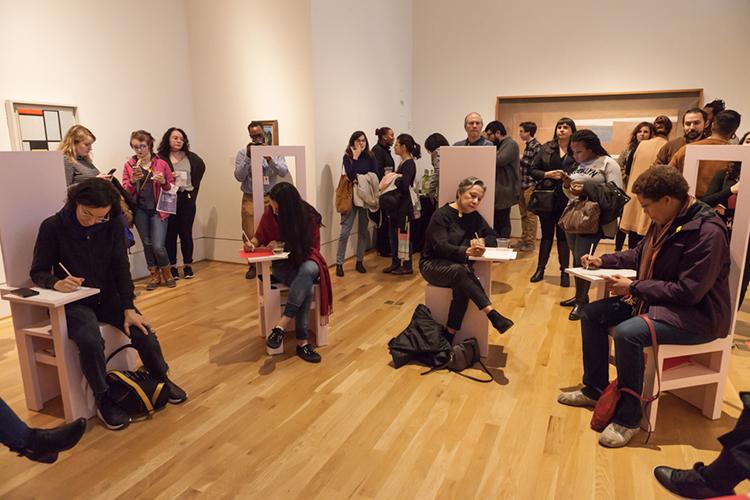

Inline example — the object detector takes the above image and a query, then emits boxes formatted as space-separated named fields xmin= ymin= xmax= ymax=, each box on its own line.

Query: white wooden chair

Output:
xmin=0 ymin=152 xmax=135 ymax=422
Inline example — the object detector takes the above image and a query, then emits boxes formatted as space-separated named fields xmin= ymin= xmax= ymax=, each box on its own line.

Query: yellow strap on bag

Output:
xmin=110 ymin=371 xmax=154 ymax=414
xmin=151 ymin=382 xmax=166 ymax=406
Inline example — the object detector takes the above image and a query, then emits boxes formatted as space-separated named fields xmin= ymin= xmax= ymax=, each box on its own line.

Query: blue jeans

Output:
xmin=271 ymin=260 xmax=320 ymax=339
xmin=0 ymin=397 xmax=30 ymax=452
xmin=580 ymin=297 xmax=712 ymax=428
xmin=336 ymin=207 xmax=369 ymax=265
xmin=134 ymin=209 xmax=169 ymax=268
xmin=566 ymin=231 xmax=602 ymax=304
xmin=389 ymin=217 xmax=412 ymax=270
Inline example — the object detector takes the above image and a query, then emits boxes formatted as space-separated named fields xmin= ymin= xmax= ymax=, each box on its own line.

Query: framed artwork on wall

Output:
xmin=5 ymin=101 xmax=79 ymax=151
xmin=259 ymin=120 xmax=279 ymax=145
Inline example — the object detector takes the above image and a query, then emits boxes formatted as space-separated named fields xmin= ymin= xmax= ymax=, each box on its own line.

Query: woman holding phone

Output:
xmin=528 ymin=117 xmax=577 ymax=287
xmin=122 ymin=130 xmax=175 ymax=290
xmin=420 ymin=177 xmax=513 ymax=341
xmin=59 ymin=125 xmax=113 ymax=186
xmin=244 ymin=183 xmax=332 ymax=363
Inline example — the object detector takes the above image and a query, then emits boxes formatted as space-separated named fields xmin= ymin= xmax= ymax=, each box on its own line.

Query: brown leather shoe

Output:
xmin=146 ymin=267 xmax=161 ymax=291
xmin=160 ymin=266 xmax=176 ymax=288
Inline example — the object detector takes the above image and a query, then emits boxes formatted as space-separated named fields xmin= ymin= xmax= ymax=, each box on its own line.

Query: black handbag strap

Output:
xmin=420 ymin=352 xmax=495 ymax=383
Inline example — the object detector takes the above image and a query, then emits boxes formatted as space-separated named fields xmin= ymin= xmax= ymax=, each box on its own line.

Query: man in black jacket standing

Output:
xmin=484 ymin=121 xmax=520 ymax=239
xmin=30 ymin=179 xmax=186 ymax=431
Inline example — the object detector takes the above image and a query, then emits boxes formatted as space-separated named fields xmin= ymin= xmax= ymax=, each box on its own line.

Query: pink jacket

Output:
xmin=122 ymin=156 xmax=174 ymax=220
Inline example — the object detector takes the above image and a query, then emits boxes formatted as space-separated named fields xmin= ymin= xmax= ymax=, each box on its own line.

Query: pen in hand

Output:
xmin=585 ymin=243 xmax=594 ymax=270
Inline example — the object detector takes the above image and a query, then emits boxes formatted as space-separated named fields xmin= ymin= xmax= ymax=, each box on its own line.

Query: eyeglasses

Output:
xmin=131 ymin=144 xmax=148 ymax=150
xmin=81 ymin=207 xmax=110 ymax=223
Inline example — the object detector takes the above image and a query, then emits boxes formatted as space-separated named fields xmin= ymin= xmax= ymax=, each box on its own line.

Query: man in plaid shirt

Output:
xmin=514 ymin=121 xmax=542 ymax=252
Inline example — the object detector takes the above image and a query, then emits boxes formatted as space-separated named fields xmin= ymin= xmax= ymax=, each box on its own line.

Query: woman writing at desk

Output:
xmin=419 ymin=177 xmax=514 ymax=343
xmin=244 ymin=183 xmax=332 ymax=363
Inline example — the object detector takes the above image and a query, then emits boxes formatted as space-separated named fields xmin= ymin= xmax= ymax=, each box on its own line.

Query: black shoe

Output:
xmin=246 ymin=265 xmax=257 ymax=280
xmin=296 ymin=344 xmax=321 ymax=363
xmin=17 ymin=418 xmax=87 ymax=464
xmin=170 ymin=266 xmax=180 ymax=280
xmin=356 ymin=261 xmax=366 ymax=273
xmin=568 ymin=304 xmax=585 ymax=321
xmin=530 ymin=268 xmax=544 ymax=283
xmin=382 ymin=265 xmax=398 ymax=274
xmin=560 ymin=296 xmax=577 ymax=307
xmin=391 ymin=266 xmax=414 ymax=275
xmin=488 ymin=310 xmax=514 ymax=333
xmin=654 ymin=465 xmax=735 ymax=499
xmin=96 ymin=396 xmax=130 ymax=431
xmin=164 ymin=379 xmax=187 ymax=404
xmin=335 ymin=264 xmax=344 ymax=277
xmin=560 ymin=274 xmax=570 ymax=288
xmin=267 ymin=327 xmax=284 ymax=349
xmin=183 ymin=265 xmax=194 ymax=279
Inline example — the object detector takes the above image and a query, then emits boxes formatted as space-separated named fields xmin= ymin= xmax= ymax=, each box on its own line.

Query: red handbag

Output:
xmin=590 ymin=315 xmax=661 ymax=433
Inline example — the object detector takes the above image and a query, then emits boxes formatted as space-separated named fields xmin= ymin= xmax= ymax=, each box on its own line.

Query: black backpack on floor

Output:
xmin=106 ymin=345 xmax=169 ymax=419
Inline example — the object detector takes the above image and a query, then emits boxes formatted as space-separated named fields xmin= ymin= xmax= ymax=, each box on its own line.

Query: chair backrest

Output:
xmin=437 ymin=146 xmax=496 ymax=226
xmin=0 ymin=152 xmax=67 ymax=287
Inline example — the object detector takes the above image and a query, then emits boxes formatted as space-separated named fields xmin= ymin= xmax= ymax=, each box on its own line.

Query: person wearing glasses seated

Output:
xmin=30 ymin=178 xmax=187 ymax=431
xmin=1 ymin=396 xmax=86 ymax=463
xmin=419 ymin=177 xmax=514 ymax=342
xmin=122 ymin=130 xmax=175 ymax=290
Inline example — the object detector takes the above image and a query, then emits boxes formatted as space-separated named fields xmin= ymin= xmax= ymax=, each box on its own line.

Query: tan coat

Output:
xmin=619 ymin=136 xmax=667 ymax=235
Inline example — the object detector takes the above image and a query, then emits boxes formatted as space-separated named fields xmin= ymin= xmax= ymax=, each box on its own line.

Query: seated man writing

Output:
xmin=30 ymin=178 xmax=187 ymax=430
xmin=557 ymin=165 xmax=731 ymax=448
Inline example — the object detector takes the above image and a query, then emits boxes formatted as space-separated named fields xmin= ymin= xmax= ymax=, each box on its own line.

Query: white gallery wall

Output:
xmin=412 ymin=0 xmax=750 ymax=235
xmin=310 ymin=0 xmax=413 ymax=263
xmin=0 ymin=0 xmax=198 ymax=316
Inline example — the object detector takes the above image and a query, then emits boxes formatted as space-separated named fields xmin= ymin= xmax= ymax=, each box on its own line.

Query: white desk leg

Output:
xmin=591 ymin=281 xmax=608 ymax=301
xmin=10 ymin=302 xmax=44 ymax=411
xmin=49 ymin=306 xmax=92 ymax=422
xmin=259 ymin=261 xmax=284 ymax=355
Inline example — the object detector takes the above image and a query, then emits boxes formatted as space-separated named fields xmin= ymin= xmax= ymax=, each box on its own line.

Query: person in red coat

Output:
xmin=244 ymin=183 xmax=332 ymax=363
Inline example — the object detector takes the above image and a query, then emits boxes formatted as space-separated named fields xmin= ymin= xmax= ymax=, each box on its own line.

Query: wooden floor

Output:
xmin=1 ymin=246 xmax=749 ymax=499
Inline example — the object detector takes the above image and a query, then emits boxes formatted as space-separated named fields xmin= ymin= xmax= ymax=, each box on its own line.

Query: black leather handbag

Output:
xmin=528 ymin=188 xmax=556 ymax=214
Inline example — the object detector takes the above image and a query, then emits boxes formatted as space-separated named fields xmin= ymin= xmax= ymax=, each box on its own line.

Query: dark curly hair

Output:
xmin=157 ymin=127 xmax=191 ymax=159
xmin=632 ymin=165 xmax=689 ymax=202
xmin=65 ymin=178 xmax=122 ymax=216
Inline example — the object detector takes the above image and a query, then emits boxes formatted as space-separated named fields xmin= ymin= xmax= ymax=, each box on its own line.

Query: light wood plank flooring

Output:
xmin=1 ymin=246 xmax=749 ymax=499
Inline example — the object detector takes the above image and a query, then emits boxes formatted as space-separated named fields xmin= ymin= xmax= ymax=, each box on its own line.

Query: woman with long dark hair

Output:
xmin=383 ymin=133 xmax=420 ymax=275
xmin=614 ymin=121 xmax=654 ymax=250
xmin=157 ymin=127 xmax=206 ymax=280
xmin=335 ymin=131 xmax=377 ymax=276
xmin=244 ymin=183 xmax=332 ymax=363
xmin=529 ymin=117 xmax=577 ymax=286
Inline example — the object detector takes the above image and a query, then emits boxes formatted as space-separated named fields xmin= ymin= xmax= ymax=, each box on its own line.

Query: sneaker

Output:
xmin=266 ymin=327 xmax=284 ymax=349
xmin=335 ymin=264 xmax=344 ymax=277
xmin=296 ymin=344 xmax=321 ymax=363
xmin=599 ymin=422 xmax=639 ymax=448
xmin=557 ymin=390 xmax=597 ymax=408
xmin=17 ymin=418 xmax=87 ymax=464
xmin=355 ymin=261 xmax=366 ymax=273
xmin=96 ymin=397 xmax=130 ymax=431
xmin=246 ymin=265 xmax=257 ymax=280
xmin=183 ymin=265 xmax=194 ymax=279
xmin=654 ymin=464 xmax=735 ymax=499
xmin=170 ymin=266 xmax=180 ymax=280
xmin=164 ymin=379 xmax=187 ymax=404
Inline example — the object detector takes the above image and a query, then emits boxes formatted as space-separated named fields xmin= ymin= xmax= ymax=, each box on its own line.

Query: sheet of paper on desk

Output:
xmin=482 ymin=247 xmax=517 ymax=260
xmin=576 ymin=268 xmax=637 ymax=278
xmin=239 ymin=249 xmax=274 ymax=259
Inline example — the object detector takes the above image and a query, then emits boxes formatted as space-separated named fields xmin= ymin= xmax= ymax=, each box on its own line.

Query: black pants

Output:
xmin=420 ymin=258 xmax=491 ymax=330
xmin=700 ymin=392 xmax=750 ymax=491
xmin=536 ymin=207 xmax=569 ymax=272
xmin=166 ymin=191 xmax=197 ymax=266
xmin=65 ymin=298 xmax=169 ymax=396
xmin=614 ymin=229 xmax=626 ymax=252
xmin=493 ymin=207 xmax=512 ymax=239
xmin=579 ymin=297 xmax=710 ymax=428
xmin=627 ymin=231 xmax=643 ymax=250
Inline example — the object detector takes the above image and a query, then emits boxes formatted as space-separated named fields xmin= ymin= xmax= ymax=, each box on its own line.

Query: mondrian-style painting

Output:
xmin=6 ymin=102 xmax=77 ymax=151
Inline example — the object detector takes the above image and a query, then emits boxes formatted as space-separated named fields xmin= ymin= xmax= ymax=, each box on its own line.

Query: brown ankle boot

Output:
xmin=146 ymin=267 xmax=161 ymax=290
xmin=160 ymin=266 xmax=176 ymax=288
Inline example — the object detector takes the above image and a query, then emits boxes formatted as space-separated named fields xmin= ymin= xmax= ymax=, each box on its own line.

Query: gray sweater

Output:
xmin=64 ymin=157 xmax=100 ymax=186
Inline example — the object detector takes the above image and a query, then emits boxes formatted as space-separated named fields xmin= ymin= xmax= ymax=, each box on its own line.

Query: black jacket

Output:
xmin=161 ymin=150 xmax=206 ymax=201
xmin=493 ymin=136 xmax=521 ymax=210
xmin=371 ymin=143 xmax=394 ymax=180
xmin=30 ymin=207 xmax=135 ymax=309
xmin=421 ymin=204 xmax=497 ymax=262
xmin=529 ymin=141 xmax=576 ymax=210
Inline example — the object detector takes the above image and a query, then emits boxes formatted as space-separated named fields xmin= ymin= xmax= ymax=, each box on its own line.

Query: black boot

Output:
xmin=560 ymin=296 xmax=576 ymax=307
xmin=531 ymin=238 xmax=553 ymax=283
xmin=530 ymin=268 xmax=544 ymax=283
xmin=560 ymin=273 xmax=570 ymax=288
xmin=335 ymin=264 xmax=344 ymax=277
xmin=568 ymin=278 xmax=589 ymax=320
xmin=15 ymin=418 xmax=87 ymax=463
